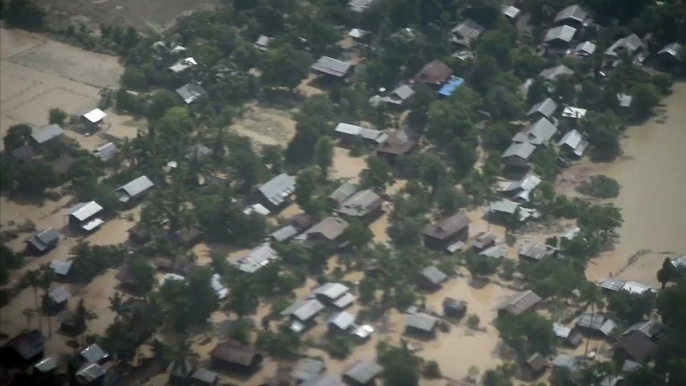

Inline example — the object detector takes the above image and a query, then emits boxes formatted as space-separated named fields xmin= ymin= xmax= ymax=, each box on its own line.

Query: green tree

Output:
xmin=583 ymin=110 xmax=623 ymax=160
xmin=226 ymin=274 xmax=259 ymax=318
xmin=631 ymin=83 xmax=660 ymax=120
xmin=578 ymin=204 xmax=623 ymax=242
xmin=465 ymin=251 xmax=500 ymax=277
xmin=377 ymin=344 xmax=421 ymax=386
xmin=486 ymin=86 xmax=524 ymax=120
xmin=576 ymin=175 xmax=621 ymax=198
xmin=16 ymin=160 xmax=55 ymax=195
xmin=607 ymin=290 xmax=655 ymax=324
xmin=580 ymin=282 xmax=606 ymax=358
xmin=359 ymin=277 xmax=377 ymax=304
xmin=360 ymin=157 xmax=394 ymax=191
xmin=342 ymin=220 xmax=373 ymax=250
xmin=657 ymin=257 xmax=676 ymax=289
xmin=260 ymin=44 xmax=312 ymax=90
xmin=313 ymin=136 xmax=334 ymax=180
xmin=406 ymin=84 xmax=436 ymax=130
xmin=48 ymin=108 xmax=67 ymax=125
xmin=126 ymin=255 xmax=155 ymax=294
xmin=295 ymin=167 xmax=318 ymax=210
xmin=147 ymin=90 xmax=181 ymax=120
xmin=496 ymin=313 xmax=554 ymax=358
xmin=483 ymin=122 xmax=514 ymax=151
xmin=6 ymin=0 xmax=44 ymax=30
xmin=3 ymin=123 xmax=32 ymax=150
xmin=227 ymin=140 xmax=265 ymax=192
xmin=120 ymin=66 xmax=147 ymax=91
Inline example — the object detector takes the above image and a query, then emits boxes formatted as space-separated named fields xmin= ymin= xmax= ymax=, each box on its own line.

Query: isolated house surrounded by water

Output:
xmin=116 ymin=175 xmax=154 ymax=204
xmin=257 ymin=173 xmax=295 ymax=209
xmin=404 ymin=313 xmax=438 ymax=337
xmin=420 ymin=266 xmax=448 ymax=290
xmin=64 ymin=201 xmax=104 ymax=232
xmin=423 ymin=212 xmax=471 ymax=249
xmin=81 ymin=108 xmax=107 ymax=132
xmin=26 ymin=227 xmax=60 ymax=254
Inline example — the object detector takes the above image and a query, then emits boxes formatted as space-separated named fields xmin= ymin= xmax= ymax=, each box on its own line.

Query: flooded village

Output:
xmin=1 ymin=1 xmax=686 ymax=386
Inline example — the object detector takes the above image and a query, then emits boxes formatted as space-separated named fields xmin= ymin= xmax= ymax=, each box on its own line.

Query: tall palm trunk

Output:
xmin=584 ymin=302 xmax=595 ymax=359
xmin=32 ymin=287 xmax=42 ymax=332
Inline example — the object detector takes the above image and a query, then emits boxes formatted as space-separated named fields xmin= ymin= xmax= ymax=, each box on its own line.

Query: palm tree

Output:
xmin=580 ymin=282 xmax=606 ymax=359
xmin=25 ymin=270 xmax=42 ymax=332
xmin=39 ymin=265 xmax=55 ymax=338
xmin=22 ymin=308 xmax=35 ymax=329
xmin=165 ymin=339 xmax=199 ymax=386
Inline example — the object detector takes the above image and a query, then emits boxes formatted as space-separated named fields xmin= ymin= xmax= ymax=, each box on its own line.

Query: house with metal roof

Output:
xmin=605 ymin=34 xmax=644 ymax=57
xmin=34 ymin=356 xmax=58 ymax=375
xmin=488 ymin=200 xmax=521 ymax=219
xmin=81 ymin=344 xmax=109 ymax=364
xmin=513 ymin=118 xmax=559 ymax=146
xmin=75 ymin=363 xmax=106 ymax=385
xmin=623 ymin=320 xmax=664 ymax=340
xmin=329 ymin=182 xmax=358 ymax=206
xmin=553 ymin=323 xmax=583 ymax=347
xmin=94 ymin=142 xmax=118 ymax=161
xmin=10 ymin=144 xmax=36 ymax=160
xmin=334 ymin=123 xmax=388 ymax=145
xmin=281 ymin=299 xmax=326 ymax=323
xmin=51 ymin=260 xmax=73 ymax=278
xmin=191 ymin=368 xmax=218 ymax=386
xmin=420 ymin=266 xmax=448 ymax=289
xmin=296 ymin=217 xmax=350 ymax=244
xmin=348 ymin=0 xmax=378 ymax=13
xmin=314 ymin=283 xmax=350 ymax=302
xmin=545 ymin=25 xmax=577 ymax=47
xmin=575 ymin=41 xmax=597 ymax=56
xmin=561 ymin=106 xmax=587 ymax=120
xmin=598 ymin=277 xmax=626 ymax=292
xmin=502 ymin=142 xmax=536 ymax=167
xmin=258 ymin=173 xmax=295 ymax=208
xmin=46 ymin=286 xmax=71 ymax=309
xmin=501 ymin=5 xmax=520 ymax=20
xmin=30 ymin=124 xmax=64 ymax=146
xmin=526 ymin=98 xmax=558 ymax=120
xmin=523 ymin=353 xmax=547 ymax=379
xmin=442 ymin=297 xmax=467 ymax=318
xmin=342 ymin=360 xmax=384 ymax=386
xmin=116 ymin=175 xmax=154 ymax=203
xmin=657 ymin=42 xmax=683 ymax=65
xmin=169 ymin=57 xmax=197 ymax=73
xmin=294 ymin=358 xmax=326 ymax=383
xmin=554 ymin=5 xmax=588 ymax=27
xmin=270 ymin=225 xmax=300 ymax=242
xmin=551 ymin=354 xmax=579 ymax=373
xmin=518 ymin=242 xmax=559 ymax=261
xmin=468 ymin=232 xmax=497 ymax=252
xmin=423 ymin=212 xmax=471 ymax=249
xmin=0 ymin=330 xmax=45 ymax=366
xmin=496 ymin=290 xmax=542 ymax=317
xmin=234 ymin=244 xmax=279 ymax=273
xmin=621 ymin=281 xmax=652 ymax=295
xmin=404 ymin=313 xmax=438 ymax=336
xmin=352 ymin=324 xmax=374 ymax=341
xmin=615 ymin=331 xmax=655 ymax=363
xmin=450 ymin=19 xmax=484 ymax=47
xmin=64 ymin=201 xmax=104 ymax=232
xmin=502 ymin=173 xmax=542 ymax=203
xmin=81 ymin=108 xmax=107 ymax=130
xmin=336 ymin=189 xmax=384 ymax=218
xmin=378 ymin=84 xmax=415 ymax=106
xmin=26 ymin=227 xmax=60 ymax=253
xmin=254 ymin=35 xmax=272 ymax=51
xmin=176 ymin=82 xmax=207 ymax=104
xmin=479 ymin=245 xmax=507 ymax=259
xmin=413 ymin=60 xmax=453 ymax=86
xmin=558 ymin=129 xmax=589 ymax=157
xmin=210 ymin=341 xmax=263 ymax=374
xmin=301 ymin=375 xmax=347 ymax=386
xmin=377 ymin=129 xmax=418 ymax=158
xmin=576 ymin=313 xmax=617 ymax=337
xmin=329 ymin=311 xmax=355 ymax=331
xmin=539 ymin=65 xmax=574 ymax=81
xmin=311 ymin=56 xmax=354 ymax=78
xmin=438 ymin=76 xmax=465 ymax=98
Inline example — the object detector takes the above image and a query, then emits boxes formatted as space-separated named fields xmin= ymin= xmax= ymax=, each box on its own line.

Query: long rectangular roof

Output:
xmin=404 ymin=313 xmax=438 ymax=331
xmin=423 ymin=212 xmax=471 ymax=240
xmin=311 ymin=56 xmax=353 ymax=77
xmin=117 ymin=175 xmax=154 ymax=200
xmin=526 ymin=98 xmax=558 ymax=118
xmin=421 ymin=266 xmax=447 ymax=285
xmin=554 ymin=5 xmax=588 ymax=23
xmin=502 ymin=142 xmax=536 ymax=160
xmin=513 ymin=117 xmax=558 ymax=145
xmin=329 ymin=311 xmax=355 ymax=330
xmin=270 ymin=225 xmax=299 ymax=242
xmin=259 ymin=173 xmax=295 ymax=206
xmin=545 ymin=25 xmax=577 ymax=43
xmin=65 ymin=201 xmax=103 ymax=222
xmin=329 ymin=182 xmax=358 ymax=204
xmin=31 ymin=124 xmax=64 ymax=144
xmin=496 ymin=290 xmax=541 ymax=315
xmin=301 ymin=217 xmax=349 ymax=241
xmin=332 ymin=292 xmax=356 ymax=309
xmin=281 ymin=299 xmax=325 ymax=322
xmin=336 ymin=189 xmax=383 ymax=217
xmin=235 ymin=244 xmax=279 ymax=273
xmin=27 ymin=228 xmax=60 ymax=251
xmin=343 ymin=361 xmax=384 ymax=384
xmin=314 ymin=282 xmax=350 ymax=300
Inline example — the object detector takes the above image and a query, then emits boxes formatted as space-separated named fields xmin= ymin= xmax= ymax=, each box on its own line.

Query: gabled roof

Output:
xmin=526 ymin=353 xmax=547 ymax=372
xmin=562 ymin=106 xmax=587 ymax=119
xmin=377 ymin=129 xmax=418 ymax=156
xmin=502 ymin=142 xmax=536 ymax=160
xmin=81 ymin=344 xmax=108 ymax=364
xmin=116 ymin=175 xmax=154 ymax=201
xmin=349 ymin=28 xmax=369 ymax=39
xmin=191 ymin=368 xmax=218 ymax=385
xmin=301 ymin=375 xmax=346 ymax=386
xmin=605 ymin=34 xmax=643 ymax=57
xmin=329 ymin=311 xmax=355 ymax=330
xmin=51 ymin=260 xmax=73 ymax=276
xmin=554 ymin=5 xmax=588 ymax=24
xmin=575 ymin=41 xmax=597 ymax=55
xmin=558 ymin=129 xmax=589 ymax=157
xmin=49 ymin=286 xmax=71 ymax=304
xmin=343 ymin=361 xmax=384 ymax=385
xmin=518 ymin=242 xmax=558 ymax=260
xmin=479 ymin=245 xmax=507 ymax=259
xmin=526 ymin=98 xmax=558 ymax=118
xmin=496 ymin=290 xmax=541 ymax=316
xmin=450 ymin=19 xmax=484 ymax=46
xmin=329 ymin=182 xmax=358 ymax=205
xmin=551 ymin=354 xmax=579 ymax=372
xmin=504 ymin=173 xmax=542 ymax=193
xmin=438 ymin=76 xmax=465 ymax=97
xmin=618 ymin=331 xmax=655 ymax=362
xmin=301 ymin=217 xmax=349 ymax=241
xmin=31 ymin=124 xmax=64 ymax=144
xmin=94 ymin=142 xmax=118 ymax=161
xmin=512 ymin=117 xmax=558 ymax=145
xmin=2 ymin=330 xmax=44 ymax=360
xmin=65 ymin=201 xmax=103 ymax=222
xmin=211 ymin=341 xmax=262 ymax=366
xmin=624 ymin=320 xmax=664 ymax=339
xmin=658 ymin=42 xmax=683 ymax=60
xmin=545 ymin=25 xmax=577 ymax=43
xmin=336 ymin=189 xmax=383 ymax=217
xmin=169 ymin=57 xmax=197 ymax=72
xmin=621 ymin=281 xmax=651 ymax=294
xmin=76 ymin=363 xmax=106 ymax=384
xmin=311 ymin=56 xmax=353 ymax=77
xmin=176 ymin=82 xmax=206 ymax=104
xmin=259 ymin=173 xmax=295 ymax=206
xmin=314 ymin=282 xmax=350 ymax=300
xmin=576 ymin=312 xmax=617 ymax=336
xmin=404 ymin=312 xmax=438 ymax=332
xmin=469 ymin=232 xmax=497 ymax=250
xmin=423 ymin=212 xmax=471 ymax=241
xmin=294 ymin=358 xmax=326 ymax=383
xmin=255 ymin=35 xmax=272 ymax=49
xmin=598 ymin=277 xmax=626 ymax=291
xmin=489 ymin=199 xmax=520 ymax=215
xmin=83 ymin=108 xmax=107 ymax=123
xmin=235 ymin=244 xmax=279 ymax=273
xmin=421 ymin=266 xmax=448 ymax=285
xmin=553 ymin=323 xmax=572 ymax=339
xmin=27 ymin=228 xmax=60 ymax=252
xmin=11 ymin=144 xmax=35 ymax=160
xmin=349 ymin=0 xmax=378 ymax=13
xmin=281 ymin=299 xmax=325 ymax=322
xmin=332 ymin=292 xmax=356 ymax=309
xmin=34 ymin=357 xmax=57 ymax=373
xmin=271 ymin=225 xmax=299 ymax=242
xmin=539 ymin=65 xmax=574 ymax=81
xmin=382 ymin=84 xmax=415 ymax=104
xmin=501 ymin=5 xmax=520 ymax=19
xmin=334 ymin=123 xmax=387 ymax=143
xmin=413 ymin=60 xmax=453 ymax=85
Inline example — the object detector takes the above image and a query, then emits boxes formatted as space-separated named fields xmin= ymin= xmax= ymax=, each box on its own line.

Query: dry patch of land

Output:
xmin=231 ymin=104 xmax=297 ymax=147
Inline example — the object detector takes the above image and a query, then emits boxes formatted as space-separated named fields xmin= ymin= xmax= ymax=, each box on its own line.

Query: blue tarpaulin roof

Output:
xmin=438 ymin=76 xmax=465 ymax=97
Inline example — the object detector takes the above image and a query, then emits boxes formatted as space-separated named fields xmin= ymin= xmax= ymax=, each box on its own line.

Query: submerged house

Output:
xmin=502 ymin=142 xmax=536 ymax=167
xmin=176 ymin=82 xmax=207 ymax=104
xmin=296 ymin=217 xmax=349 ymax=245
xmin=81 ymin=109 xmax=107 ymax=131
xmin=420 ymin=266 xmax=448 ymax=290
xmin=403 ymin=313 xmax=439 ymax=337
xmin=30 ymin=124 xmax=64 ymax=147
xmin=342 ymin=361 xmax=384 ymax=386
xmin=526 ymin=98 xmax=558 ymax=120
xmin=0 ymin=330 xmax=45 ymax=367
xmin=64 ymin=201 xmax=104 ymax=232
xmin=512 ymin=118 xmax=559 ymax=146
xmin=376 ymin=129 xmax=418 ymax=159
xmin=116 ymin=175 xmax=154 ymax=204
xmin=605 ymin=34 xmax=644 ymax=58
xmin=234 ymin=244 xmax=280 ymax=273
xmin=423 ymin=212 xmax=471 ymax=249
xmin=281 ymin=299 xmax=326 ymax=333
xmin=518 ymin=242 xmax=559 ymax=261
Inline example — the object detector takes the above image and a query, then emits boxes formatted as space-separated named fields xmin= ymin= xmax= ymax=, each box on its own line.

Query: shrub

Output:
xmin=423 ymin=361 xmax=442 ymax=378
xmin=467 ymin=314 xmax=480 ymax=329
xmin=576 ymin=175 xmax=621 ymax=198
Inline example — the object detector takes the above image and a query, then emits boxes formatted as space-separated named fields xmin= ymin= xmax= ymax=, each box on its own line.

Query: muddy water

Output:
xmin=585 ymin=83 xmax=686 ymax=283
xmin=331 ymin=147 xmax=367 ymax=182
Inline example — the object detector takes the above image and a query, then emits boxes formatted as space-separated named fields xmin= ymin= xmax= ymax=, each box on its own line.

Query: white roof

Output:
xmin=575 ymin=41 xmax=597 ymax=55
xmin=235 ymin=244 xmax=279 ymax=273
xmin=335 ymin=123 xmax=364 ymax=135
xmin=83 ymin=108 xmax=107 ymax=123
xmin=244 ymin=203 xmax=271 ymax=216
xmin=117 ymin=175 xmax=154 ymax=201
xmin=562 ymin=106 xmax=587 ymax=119
xmin=211 ymin=274 xmax=228 ymax=299
xmin=617 ymin=93 xmax=633 ymax=108
xmin=505 ymin=173 xmax=542 ymax=193
xmin=545 ymin=25 xmax=577 ymax=43
xmin=621 ymin=281 xmax=651 ymax=294
xmin=489 ymin=200 xmax=520 ymax=214
xmin=65 ymin=201 xmax=103 ymax=222
xmin=501 ymin=5 xmax=520 ymax=19
xmin=503 ymin=142 xmax=536 ymax=160
xmin=169 ymin=57 xmax=197 ymax=72
xmin=349 ymin=28 xmax=369 ymax=39
xmin=81 ymin=218 xmax=104 ymax=231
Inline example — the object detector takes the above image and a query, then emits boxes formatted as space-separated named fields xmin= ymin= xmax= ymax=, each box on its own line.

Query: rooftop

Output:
xmin=423 ymin=212 xmax=471 ymax=240
xmin=502 ymin=5 xmax=520 ymax=19
xmin=562 ymin=106 xmax=588 ymax=119
xmin=235 ymin=244 xmax=279 ymax=273
xmin=176 ymin=82 xmax=207 ymax=104
xmin=329 ymin=182 xmax=358 ymax=205
xmin=421 ymin=266 xmax=448 ymax=285
xmin=81 ymin=344 xmax=108 ymax=364
xmin=605 ymin=34 xmax=643 ymax=57
xmin=413 ymin=60 xmax=453 ymax=85
xmin=576 ymin=313 xmax=617 ymax=336
xmin=404 ymin=312 xmax=438 ymax=332
xmin=450 ymin=19 xmax=485 ymax=46
xmin=502 ymin=142 xmax=536 ymax=160
xmin=438 ymin=76 xmax=465 ymax=97
xmin=94 ymin=142 xmax=118 ymax=161
xmin=526 ymin=98 xmax=558 ymax=118
xmin=624 ymin=320 xmax=664 ymax=339
xmin=518 ymin=242 xmax=558 ymax=260
xmin=576 ymin=41 xmax=597 ymax=55
xmin=27 ymin=227 xmax=60 ymax=252
xmin=76 ymin=363 xmax=106 ymax=384
xmin=489 ymin=199 xmax=520 ymax=215
xmin=343 ymin=361 xmax=384 ymax=385
xmin=558 ymin=129 xmax=589 ymax=157
xmin=281 ymin=299 xmax=325 ymax=322
xmin=2 ymin=330 xmax=44 ymax=360
xmin=314 ymin=282 xmax=350 ymax=300
xmin=83 ymin=108 xmax=107 ymax=123
xmin=329 ymin=311 xmax=355 ymax=330
xmin=336 ymin=189 xmax=384 ymax=217
xmin=618 ymin=331 xmax=655 ymax=362
xmin=496 ymin=290 xmax=542 ymax=316
xmin=301 ymin=217 xmax=350 ymax=241
xmin=377 ymin=129 xmax=418 ymax=156
xmin=332 ymin=292 xmax=356 ymax=309
xmin=191 ymin=368 xmax=218 ymax=385
xmin=211 ymin=341 xmax=261 ymax=366
xmin=49 ymin=286 xmax=71 ymax=304
xmin=34 ymin=357 xmax=57 ymax=373
xmin=545 ymin=25 xmax=577 ymax=43
xmin=31 ymin=124 xmax=64 ymax=144
xmin=554 ymin=5 xmax=588 ymax=23
xmin=311 ymin=56 xmax=353 ymax=77
xmin=539 ymin=65 xmax=574 ymax=81
xmin=513 ymin=117 xmax=558 ymax=145
xmin=658 ymin=42 xmax=683 ymax=60
xmin=259 ymin=173 xmax=295 ymax=206
xmin=50 ymin=260 xmax=72 ymax=276
xmin=116 ymin=175 xmax=154 ymax=202
xmin=294 ymin=358 xmax=326 ymax=383
xmin=270 ymin=225 xmax=300 ymax=242
xmin=65 ymin=201 xmax=103 ymax=222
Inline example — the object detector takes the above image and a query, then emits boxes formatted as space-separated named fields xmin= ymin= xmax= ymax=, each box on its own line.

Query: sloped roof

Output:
xmin=281 ymin=299 xmax=325 ymax=322
xmin=329 ymin=311 xmax=355 ymax=330
xmin=31 ymin=124 xmax=64 ymax=144
xmin=577 ymin=313 xmax=617 ymax=336
xmin=554 ymin=5 xmax=588 ymax=23
xmin=176 ymin=82 xmax=206 ymax=104
xmin=576 ymin=41 xmax=597 ymax=55
xmin=558 ymin=129 xmax=589 ymax=156
xmin=496 ymin=290 xmax=542 ymax=315
xmin=489 ymin=200 xmax=520 ymax=214
xmin=255 ymin=35 xmax=272 ymax=48
xmin=235 ymin=244 xmax=279 ymax=273
xmin=302 ymin=217 xmax=349 ymax=241
xmin=28 ymin=228 xmax=60 ymax=252
xmin=336 ymin=189 xmax=383 ymax=217
xmin=51 ymin=260 xmax=72 ymax=276
xmin=502 ymin=142 xmax=536 ymax=160
xmin=81 ymin=344 xmax=108 ymax=364
xmin=211 ymin=341 xmax=262 ymax=366
xmin=343 ymin=361 xmax=384 ymax=385
xmin=191 ymin=368 xmax=218 ymax=385
xmin=605 ymin=34 xmax=643 ymax=57
xmin=518 ymin=242 xmax=558 ymax=260
xmin=404 ymin=312 xmax=438 ymax=332
xmin=618 ymin=332 xmax=655 ymax=362
xmin=502 ymin=6 xmax=520 ymax=19
xmin=413 ymin=60 xmax=453 ymax=85
xmin=271 ymin=225 xmax=299 ymax=242
xmin=117 ymin=175 xmax=154 ymax=200
xmin=438 ymin=76 xmax=465 ymax=97
xmin=349 ymin=0 xmax=378 ymax=13
xmin=294 ymin=358 xmax=326 ymax=383
xmin=513 ymin=117 xmax=558 ymax=145
xmin=598 ymin=277 xmax=626 ymax=291
xmin=545 ymin=25 xmax=577 ymax=43
xmin=314 ymin=282 xmax=350 ymax=300
xmin=469 ymin=232 xmax=497 ymax=249
xmin=65 ymin=201 xmax=103 ymax=222
xmin=94 ymin=142 xmax=118 ymax=161
xmin=526 ymin=353 xmax=547 ymax=372
xmin=329 ymin=182 xmax=358 ymax=205
xmin=423 ymin=212 xmax=471 ymax=240
xmin=527 ymin=98 xmax=558 ymax=118
xmin=505 ymin=173 xmax=542 ymax=193
xmin=83 ymin=108 xmax=107 ymax=123
xmin=551 ymin=354 xmax=579 ymax=372
xmin=11 ymin=144 xmax=35 ymax=160
xmin=421 ymin=266 xmax=448 ymax=285
xmin=76 ymin=363 xmax=106 ymax=384
xmin=311 ymin=56 xmax=353 ymax=77
xmin=624 ymin=320 xmax=664 ymax=339
xmin=553 ymin=323 xmax=572 ymax=338
xmin=34 ymin=357 xmax=57 ymax=373
xmin=49 ymin=286 xmax=71 ymax=304
xmin=539 ymin=65 xmax=574 ymax=80
xmin=450 ymin=19 xmax=485 ymax=46
xmin=562 ymin=106 xmax=587 ymax=119
xmin=658 ymin=42 xmax=683 ymax=60
xmin=479 ymin=245 xmax=506 ymax=259
xmin=377 ymin=129 xmax=418 ymax=156
xmin=259 ymin=173 xmax=295 ymax=206
xmin=332 ymin=292 xmax=356 ymax=309
xmin=617 ymin=93 xmax=633 ymax=108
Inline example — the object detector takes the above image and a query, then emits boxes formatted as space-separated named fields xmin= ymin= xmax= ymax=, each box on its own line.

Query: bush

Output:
xmin=652 ymin=74 xmax=673 ymax=95
xmin=466 ymin=314 xmax=480 ymax=329
xmin=500 ymin=259 xmax=516 ymax=280
xmin=48 ymin=108 xmax=68 ymax=125
xmin=576 ymin=175 xmax=621 ymax=198
xmin=7 ymin=0 xmax=44 ymax=30
xmin=423 ymin=361 xmax=442 ymax=378
xmin=121 ymin=66 xmax=147 ymax=91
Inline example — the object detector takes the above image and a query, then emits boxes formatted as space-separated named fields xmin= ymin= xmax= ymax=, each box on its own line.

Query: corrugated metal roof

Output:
xmin=34 ymin=357 xmax=57 ymax=373
xmin=258 ymin=173 xmax=295 ymax=206
xmin=235 ymin=244 xmax=279 ymax=273
xmin=624 ymin=320 xmax=663 ymax=338
xmin=81 ymin=344 xmax=108 ymax=364
xmin=301 ymin=217 xmax=349 ymax=241
xmin=576 ymin=41 xmax=597 ymax=55
xmin=65 ymin=201 xmax=103 ymax=222
xmin=545 ymin=25 xmax=577 ymax=43
xmin=343 ymin=361 xmax=384 ymax=384
xmin=191 ymin=368 xmax=217 ymax=384
xmin=329 ymin=311 xmax=355 ymax=330
xmin=554 ymin=5 xmax=588 ymax=23
xmin=414 ymin=60 xmax=453 ymax=85
xmin=562 ymin=106 xmax=587 ymax=119
xmin=539 ymin=65 xmax=574 ymax=80
xmin=438 ymin=76 xmax=465 ymax=97
xmin=479 ymin=245 xmax=506 ymax=259
xmin=294 ymin=358 xmax=326 ymax=382
xmin=281 ymin=299 xmax=325 ymax=322
xmin=496 ymin=290 xmax=541 ymax=315
xmin=423 ymin=212 xmax=471 ymax=240
xmin=514 ymin=117 xmax=558 ymax=145
xmin=598 ymin=277 xmax=625 ymax=291
xmin=76 ymin=363 xmax=106 ymax=383
xmin=336 ymin=189 xmax=383 ymax=217
xmin=83 ymin=109 xmax=107 ymax=123
xmin=606 ymin=34 xmax=643 ymax=56
xmin=311 ymin=56 xmax=353 ymax=77
xmin=329 ymin=182 xmax=358 ymax=205
xmin=176 ymin=82 xmax=207 ymax=104
xmin=553 ymin=323 xmax=572 ymax=338
xmin=404 ymin=313 xmax=438 ymax=332
xmin=658 ymin=42 xmax=683 ymax=59
xmin=270 ymin=225 xmax=299 ymax=242
xmin=117 ymin=175 xmax=154 ymax=201
xmin=49 ymin=286 xmax=71 ymax=304
xmin=332 ymin=292 xmax=356 ymax=309
xmin=31 ymin=124 xmax=64 ymax=144
xmin=621 ymin=281 xmax=651 ymax=294
xmin=95 ymin=142 xmax=118 ymax=161
xmin=518 ymin=242 xmax=558 ymax=260
xmin=489 ymin=200 xmax=520 ymax=214
xmin=502 ymin=6 xmax=520 ymax=19
xmin=421 ymin=266 xmax=447 ymax=285
xmin=502 ymin=142 xmax=536 ymax=160
xmin=526 ymin=98 xmax=558 ymax=118
xmin=505 ymin=173 xmax=542 ymax=193
xmin=51 ymin=260 xmax=72 ymax=276
xmin=450 ymin=19 xmax=484 ymax=46
xmin=314 ymin=283 xmax=350 ymax=300
xmin=255 ymin=35 xmax=272 ymax=48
